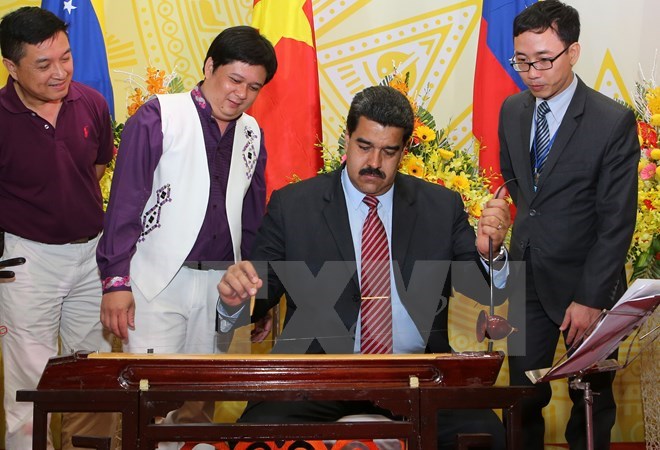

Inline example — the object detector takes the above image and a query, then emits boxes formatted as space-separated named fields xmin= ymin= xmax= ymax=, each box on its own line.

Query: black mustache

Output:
xmin=359 ymin=167 xmax=385 ymax=179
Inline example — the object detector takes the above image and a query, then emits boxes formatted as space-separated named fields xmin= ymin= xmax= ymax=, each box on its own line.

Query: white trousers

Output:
xmin=127 ymin=266 xmax=227 ymax=450
xmin=0 ymin=233 xmax=115 ymax=449
xmin=126 ymin=266 xmax=226 ymax=354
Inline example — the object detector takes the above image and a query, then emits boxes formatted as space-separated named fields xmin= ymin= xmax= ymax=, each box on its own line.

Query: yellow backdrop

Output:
xmin=1 ymin=0 xmax=657 ymax=447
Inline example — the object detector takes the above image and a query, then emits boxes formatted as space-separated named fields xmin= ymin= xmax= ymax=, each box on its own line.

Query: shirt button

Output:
xmin=31 ymin=112 xmax=36 ymax=117
xmin=529 ymin=209 xmax=537 ymax=216
xmin=44 ymin=124 xmax=50 ymax=129
xmin=213 ymin=204 xmax=217 ymax=209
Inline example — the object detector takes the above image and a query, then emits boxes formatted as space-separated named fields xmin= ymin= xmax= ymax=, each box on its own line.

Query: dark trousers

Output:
xmin=507 ymin=256 xmax=616 ymax=450
xmin=238 ymin=399 xmax=505 ymax=450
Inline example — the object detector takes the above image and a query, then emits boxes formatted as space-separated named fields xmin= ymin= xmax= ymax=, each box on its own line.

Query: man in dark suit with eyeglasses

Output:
xmin=499 ymin=1 xmax=640 ymax=449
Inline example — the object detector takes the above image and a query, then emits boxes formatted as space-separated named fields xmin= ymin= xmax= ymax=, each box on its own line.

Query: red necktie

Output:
xmin=360 ymin=195 xmax=393 ymax=354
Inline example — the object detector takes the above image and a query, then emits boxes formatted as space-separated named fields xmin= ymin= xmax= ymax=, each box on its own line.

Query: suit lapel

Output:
xmin=322 ymin=170 xmax=356 ymax=263
xmin=514 ymin=92 xmax=536 ymax=197
xmin=391 ymin=175 xmax=417 ymax=279
xmin=534 ymin=78 xmax=586 ymax=191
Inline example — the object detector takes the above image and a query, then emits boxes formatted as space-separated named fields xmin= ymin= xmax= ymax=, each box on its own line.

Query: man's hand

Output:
xmin=560 ymin=302 xmax=602 ymax=346
xmin=217 ymin=261 xmax=263 ymax=308
xmin=476 ymin=187 xmax=511 ymax=258
xmin=101 ymin=290 xmax=135 ymax=341
xmin=251 ymin=313 xmax=273 ymax=343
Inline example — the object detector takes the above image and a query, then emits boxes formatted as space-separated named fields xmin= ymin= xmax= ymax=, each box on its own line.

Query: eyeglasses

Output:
xmin=509 ymin=46 xmax=570 ymax=72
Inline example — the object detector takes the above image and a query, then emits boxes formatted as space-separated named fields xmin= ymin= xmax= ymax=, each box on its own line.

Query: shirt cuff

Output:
xmin=479 ymin=248 xmax=509 ymax=289
xmin=216 ymin=297 xmax=246 ymax=333
xmin=102 ymin=276 xmax=132 ymax=294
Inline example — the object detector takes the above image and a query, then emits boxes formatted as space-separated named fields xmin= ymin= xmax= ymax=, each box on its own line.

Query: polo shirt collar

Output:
xmin=0 ymin=76 xmax=80 ymax=114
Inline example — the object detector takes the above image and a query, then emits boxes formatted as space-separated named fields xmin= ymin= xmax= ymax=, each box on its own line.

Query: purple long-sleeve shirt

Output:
xmin=97 ymin=84 xmax=267 ymax=292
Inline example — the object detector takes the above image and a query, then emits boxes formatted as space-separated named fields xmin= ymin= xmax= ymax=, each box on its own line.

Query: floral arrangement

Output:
xmin=628 ymin=70 xmax=660 ymax=280
xmin=99 ymin=66 xmax=184 ymax=207
xmin=320 ymin=70 xmax=494 ymax=227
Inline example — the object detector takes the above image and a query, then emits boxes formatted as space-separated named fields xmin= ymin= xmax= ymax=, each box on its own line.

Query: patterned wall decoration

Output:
xmin=317 ymin=1 xmax=480 ymax=147
xmin=1 ymin=0 xmax=658 ymax=447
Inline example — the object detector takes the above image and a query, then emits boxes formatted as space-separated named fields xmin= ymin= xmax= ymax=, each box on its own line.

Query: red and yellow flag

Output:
xmin=250 ymin=0 xmax=323 ymax=197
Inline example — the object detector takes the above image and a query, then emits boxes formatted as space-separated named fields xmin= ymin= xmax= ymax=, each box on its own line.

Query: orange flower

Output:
xmin=388 ymin=74 xmax=408 ymax=95
xmin=146 ymin=66 xmax=167 ymax=95
xmin=127 ymin=103 xmax=140 ymax=116
xmin=127 ymin=87 xmax=145 ymax=116
xmin=402 ymin=154 xmax=425 ymax=178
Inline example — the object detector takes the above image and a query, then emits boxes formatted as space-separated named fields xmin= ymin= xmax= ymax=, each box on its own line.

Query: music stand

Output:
xmin=525 ymin=279 xmax=660 ymax=450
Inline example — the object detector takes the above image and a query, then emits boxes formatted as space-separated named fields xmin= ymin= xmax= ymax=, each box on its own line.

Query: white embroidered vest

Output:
xmin=131 ymin=92 xmax=261 ymax=301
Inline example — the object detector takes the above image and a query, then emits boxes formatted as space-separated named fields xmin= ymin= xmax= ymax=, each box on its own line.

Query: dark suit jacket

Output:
xmin=248 ymin=169 xmax=498 ymax=354
xmin=499 ymin=77 xmax=639 ymax=324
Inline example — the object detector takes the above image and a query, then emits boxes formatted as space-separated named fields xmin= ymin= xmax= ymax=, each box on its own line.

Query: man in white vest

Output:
xmin=96 ymin=26 xmax=277 ymax=446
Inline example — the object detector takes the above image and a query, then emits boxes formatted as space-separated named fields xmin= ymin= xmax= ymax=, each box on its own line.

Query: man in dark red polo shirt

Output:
xmin=0 ymin=7 xmax=116 ymax=449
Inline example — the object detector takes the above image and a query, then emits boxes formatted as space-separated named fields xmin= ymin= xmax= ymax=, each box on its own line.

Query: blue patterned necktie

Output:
xmin=533 ymin=101 xmax=551 ymax=184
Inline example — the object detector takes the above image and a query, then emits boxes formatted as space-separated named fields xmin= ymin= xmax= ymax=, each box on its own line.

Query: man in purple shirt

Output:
xmin=0 ymin=7 xmax=116 ymax=449
xmin=96 ymin=26 xmax=277 ymax=445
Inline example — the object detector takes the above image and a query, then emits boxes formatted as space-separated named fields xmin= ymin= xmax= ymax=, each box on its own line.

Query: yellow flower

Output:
xmin=651 ymin=114 xmax=660 ymax=127
xmin=446 ymin=172 xmax=470 ymax=192
xmin=414 ymin=125 xmax=436 ymax=143
xmin=646 ymin=86 xmax=660 ymax=114
xmin=402 ymin=154 xmax=425 ymax=178
xmin=468 ymin=202 xmax=483 ymax=218
xmin=650 ymin=148 xmax=660 ymax=160
xmin=428 ymin=152 xmax=440 ymax=168
xmin=453 ymin=174 xmax=470 ymax=192
xmin=438 ymin=149 xmax=455 ymax=160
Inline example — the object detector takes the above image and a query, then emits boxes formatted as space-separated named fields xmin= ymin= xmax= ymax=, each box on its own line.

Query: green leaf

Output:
xmin=168 ymin=75 xmax=185 ymax=94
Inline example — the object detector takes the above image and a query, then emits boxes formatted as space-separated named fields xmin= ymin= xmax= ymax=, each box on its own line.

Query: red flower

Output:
xmin=643 ymin=199 xmax=656 ymax=210
xmin=655 ymin=252 xmax=660 ymax=261
xmin=638 ymin=121 xmax=658 ymax=147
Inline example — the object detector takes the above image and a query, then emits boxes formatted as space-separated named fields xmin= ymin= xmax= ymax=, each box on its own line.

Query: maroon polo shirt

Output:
xmin=0 ymin=77 xmax=113 ymax=244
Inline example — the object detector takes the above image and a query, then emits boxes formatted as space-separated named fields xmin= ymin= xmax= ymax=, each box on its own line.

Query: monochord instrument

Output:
xmin=36 ymin=351 xmax=505 ymax=390
xmin=19 ymin=351 xmax=532 ymax=450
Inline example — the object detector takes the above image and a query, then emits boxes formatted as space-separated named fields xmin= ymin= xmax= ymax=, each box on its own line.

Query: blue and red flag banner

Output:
xmin=250 ymin=0 xmax=323 ymax=198
xmin=41 ymin=0 xmax=115 ymax=117
xmin=473 ymin=0 xmax=531 ymax=186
